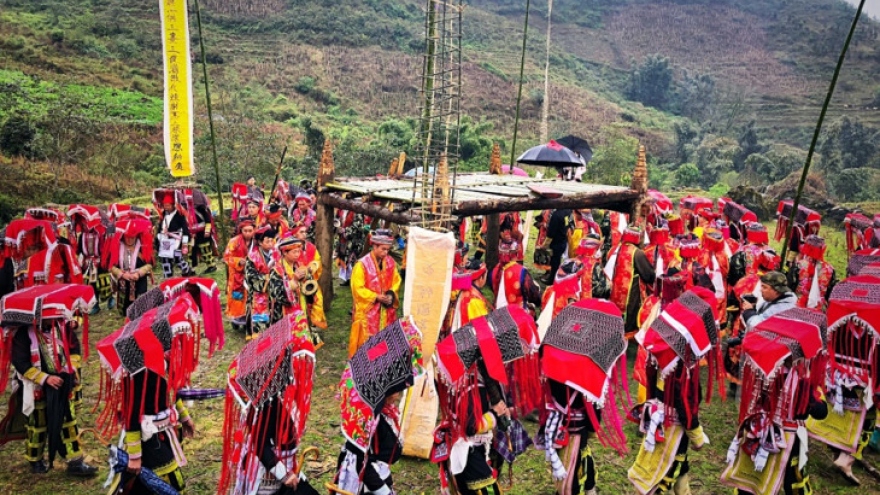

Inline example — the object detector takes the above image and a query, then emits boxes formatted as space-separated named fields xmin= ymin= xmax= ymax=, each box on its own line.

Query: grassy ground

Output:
xmin=0 ymin=235 xmax=878 ymax=495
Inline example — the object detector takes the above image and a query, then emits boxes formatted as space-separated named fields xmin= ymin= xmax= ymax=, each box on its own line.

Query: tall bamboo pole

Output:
xmin=540 ymin=0 xmax=553 ymax=144
xmin=192 ymin=0 xmax=228 ymax=244
xmin=508 ymin=0 xmax=532 ymax=174
xmin=780 ymin=0 xmax=865 ymax=265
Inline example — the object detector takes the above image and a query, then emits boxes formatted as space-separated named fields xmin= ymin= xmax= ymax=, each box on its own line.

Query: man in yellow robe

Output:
xmin=349 ymin=229 xmax=402 ymax=357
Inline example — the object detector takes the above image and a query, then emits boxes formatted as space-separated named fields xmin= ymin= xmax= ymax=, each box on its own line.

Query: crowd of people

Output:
xmin=0 ymin=179 xmax=879 ymax=495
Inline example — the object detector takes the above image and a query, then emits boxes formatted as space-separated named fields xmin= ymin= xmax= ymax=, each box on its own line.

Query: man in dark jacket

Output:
xmin=740 ymin=271 xmax=796 ymax=331
xmin=541 ymin=209 xmax=571 ymax=285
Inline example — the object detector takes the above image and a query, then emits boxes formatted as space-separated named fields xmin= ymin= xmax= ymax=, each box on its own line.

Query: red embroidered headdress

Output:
xmin=338 ymin=317 xmax=423 ymax=453
xmin=159 ymin=277 xmax=225 ymax=356
xmin=66 ymin=204 xmax=105 ymax=233
xmin=93 ymin=289 xmax=211 ymax=442
xmin=436 ymin=305 xmax=541 ymax=422
xmin=648 ymin=227 xmax=670 ymax=247
xmin=576 ymin=238 xmax=601 ymax=258
xmin=621 ymin=226 xmax=642 ymax=246
xmin=775 ymin=200 xmax=821 ymax=242
xmin=745 ymin=222 xmax=769 ymax=244
xmin=678 ymin=234 xmax=701 ymax=259
xmin=667 ymin=215 xmax=685 ymax=236
xmin=846 ymin=248 xmax=880 ymax=277
xmin=541 ymin=299 xmax=630 ymax=455
xmin=844 ymin=213 xmax=873 ymax=255
xmin=825 ymin=276 xmax=880 ymax=400
xmin=739 ymin=308 xmax=826 ymax=423
xmin=800 ymin=234 xmax=826 ymax=261
xmin=218 ymin=312 xmax=316 ymax=495
xmin=4 ymin=219 xmax=56 ymax=256
xmin=639 ymin=287 xmax=724 ymax=424
xmin=0 ymin=284 xmax=96 ymax=394
xmin=648 ymin=190 xmax=673 ymax=215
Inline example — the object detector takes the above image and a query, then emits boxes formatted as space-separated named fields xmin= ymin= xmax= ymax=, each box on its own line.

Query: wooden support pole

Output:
xmin=453 ymin=192 xmax=640 ymax=217
xmin=485 ymin=213 xmax=500 ymax=273
xmin=320 ymin=193 xmax=421 ymax=225
xmin=316 ymin=140 xmax=336 ymax=304
xmin=315 ymin=201 xmax=335 ymax=305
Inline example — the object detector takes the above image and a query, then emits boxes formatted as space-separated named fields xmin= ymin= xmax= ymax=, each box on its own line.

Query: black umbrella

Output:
xmin=108 ymin=446 xmax=180 ymax=495
xmin=555 ymin=135 xmax=593 ymax=163
xmin=45 ymin=374 xmax=74 ymax=466
xmin=516 ymin=140 xmax=583 ymax=167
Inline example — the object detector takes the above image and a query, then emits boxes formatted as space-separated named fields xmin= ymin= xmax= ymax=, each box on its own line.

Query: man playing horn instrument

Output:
xmin=270 ymin=233 xmax=327 ymax=335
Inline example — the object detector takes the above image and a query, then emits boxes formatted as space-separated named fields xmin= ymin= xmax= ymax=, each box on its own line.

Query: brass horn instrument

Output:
xmin=301 ymin=260 xmax=321 ymax=303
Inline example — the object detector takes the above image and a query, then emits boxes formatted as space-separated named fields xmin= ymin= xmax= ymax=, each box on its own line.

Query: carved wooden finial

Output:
xmin=388 ymin=158 xmax=400 ymax=177
xmin=436 ymin=153 xmax=450 ymax=199
xmin=317 ymin=139 xmax=335 ymax=189
xmin=430 ymin=153 xmax=451 ymax=215
xmin=631 ymin=144 xmax=648 ymax=194
xmin=489 ymin=142 xmax=502 ymax=175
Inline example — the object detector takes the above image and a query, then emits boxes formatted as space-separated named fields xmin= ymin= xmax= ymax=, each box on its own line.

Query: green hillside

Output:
xmin=1 ymin=0 xmax=880 ymax=217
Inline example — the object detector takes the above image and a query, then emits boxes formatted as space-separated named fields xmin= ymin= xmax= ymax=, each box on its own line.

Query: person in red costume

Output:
xmin=573 ymin=237 xmax=610 ymax=300
xmin=490 ymin=239 xmax=542 ymax=316
xmin=223 ymin=218 xmax=256 ymax=331
xmin=788 ymin=234 xmax=836 ymax=311
xmin=603 ymin=226 xmax=656 ymax=338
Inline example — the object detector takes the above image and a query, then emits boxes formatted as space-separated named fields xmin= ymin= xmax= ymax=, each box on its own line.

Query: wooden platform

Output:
xmin=322 ymin=173 xmax=640 ymax=221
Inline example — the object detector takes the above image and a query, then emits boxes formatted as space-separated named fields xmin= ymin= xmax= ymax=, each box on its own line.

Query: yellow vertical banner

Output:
xmin=160 ymin=0 xmax=195 ymax=177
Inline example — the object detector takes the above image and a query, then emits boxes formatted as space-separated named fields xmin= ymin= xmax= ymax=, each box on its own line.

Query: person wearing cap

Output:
xmin=271 ymin=233 xmax=327 ymax=334
xmin=290 ymin=193 xmax=316 ymax=231
xmin=603 ymin=226 xmax=656 ymax=338
xmin=348 ymin=229 xmax=401 ymax=357
xmin=491 ymin=238 xmax=542 ymax=317
xmin=740 ymin=271 xmax=796 ymax=331
xmin=156 ymin=191 xmax=194 ymax=279
xmin=266 ymin=203 xmax=291 ymax=239
xmin=223 ymin=217 xmax=256 ymax=330
xmin=244 ymin=227 xmax=278 ymax=340
xmin=788 ymin=234 xmax=836 ymax=311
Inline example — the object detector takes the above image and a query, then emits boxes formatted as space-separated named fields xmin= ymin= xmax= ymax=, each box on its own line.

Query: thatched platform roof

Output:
xmin=321 ymin=173 xmax=641 ymax=224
